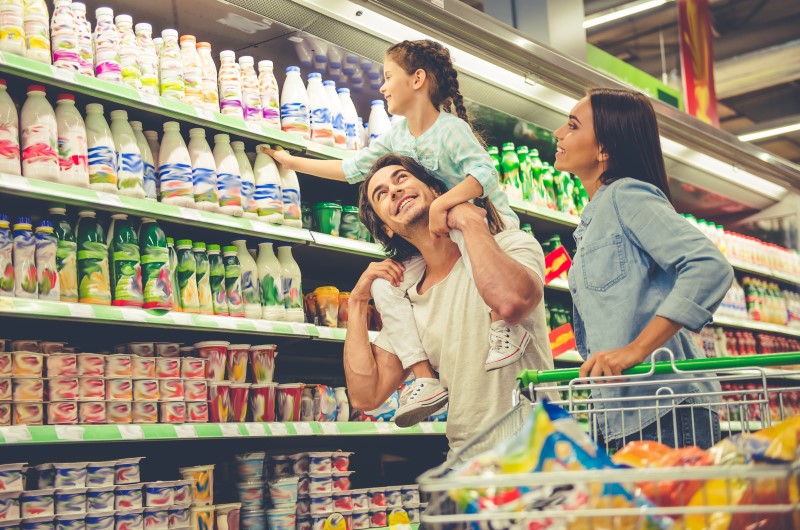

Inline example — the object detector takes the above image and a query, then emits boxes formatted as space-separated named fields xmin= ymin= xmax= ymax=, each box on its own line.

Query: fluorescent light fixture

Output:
xmin=738 ymin=122 xmax=800 ymax=142
xmin=583 ymin=0 xmax=673 ymax=29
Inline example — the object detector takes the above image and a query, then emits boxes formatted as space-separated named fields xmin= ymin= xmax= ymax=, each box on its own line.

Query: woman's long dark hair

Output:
xmin=589 ymin=88 xmax=671 ymax=202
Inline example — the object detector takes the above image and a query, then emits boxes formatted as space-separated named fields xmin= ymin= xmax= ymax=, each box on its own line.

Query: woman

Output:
xmin=553 ymin=88 xmax=734 ymax=450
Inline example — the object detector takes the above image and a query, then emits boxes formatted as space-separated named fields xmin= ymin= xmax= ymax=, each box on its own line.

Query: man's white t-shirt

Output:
xmin=374 ymin=230 xmax=555 ymax=452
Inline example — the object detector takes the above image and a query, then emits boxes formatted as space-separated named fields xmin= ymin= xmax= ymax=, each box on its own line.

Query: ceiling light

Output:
xmin=738 ymin=123 xmax=800 ymax=142
xmin=583 ymin=0 xmax=673 ymax=29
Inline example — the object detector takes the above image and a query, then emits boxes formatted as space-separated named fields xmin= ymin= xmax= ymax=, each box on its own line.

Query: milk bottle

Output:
xmin=213 ymin=133 xmax=243 ymax=217
xmin=20 ymin=85 xmax=58 ymax=181
xmin=233 ymin=239 xmax=260 ymax=319
xmin=218 ymin=50 xmax=243 ymax=118
xmin=337 ymin=88 xmax=360 ymax=151
xmin=71 ymin=2 xmax=92 ymax=76
xmin=23 ymin=0 xmax=50 ymax=63
xmin=159 ymin=29 xmax=184 ymax=101
xmin=280 ymin=66 xmax=309 ymax=139
xmin=360 ymin=118 xmax=368 ymax=148
xmin=257 ymin=60 xmax=280 ymax=129
xmin=196 ymin=42 xmax=219 ymax=112
xmin=158 ymin=121 xmax=194 ymax=207
xmin=144 ymin=130 xmax=159 ymax=170
xmin=55 ymin=93 xmax=89 ymax=187
xmin=368 ymin=100 xmax=391 ymax=144
xmin=187 ymin=128 xmax=220 ymax=212
xmin=92 ymin=7 xmax=120 ymax=82
xmin=256 ymin=242 xmax=285 ymax=321
xmin=306 ymin=73 xmax=333 ymax=146
xmin=85 ymin=103 xmax=117 ymax=192
xmin=279 ymin=166 xmax=302 ymax=228
xmin=277 ymin=244 xmax=303 ymax=322
xmin=0 ymin=0 xmax=25 ymax=56
xmin=0 ymin=79 xmax=20 ymax=176
xmin=232 ymin=141 xmax=257 ymax=218
xmin=130 ymin=121 xmax=157 ymax=200
xmin=253 ymin=145 xmax=283 ymax=224
xmin=134 ymin=23 xmax=158 ymax=95
xmin=180 ymin=35 xmax=203 ymax=107
xmin=110 ymin=109 xmax=144 ymax=198
xmin=0 ymin=214 xmax=13 ymax=297
xmin=115 ymin=14 xmax=141 ymax=90
xmin=323 ymin=81 xmax=346 ymax=149
xmin=50 ymin=0 xmax=79 ymax=71
xmin=13 ymin=217 xmax=37 ymax=298
xmin=239 ymin=56 xmax=261 ymax=123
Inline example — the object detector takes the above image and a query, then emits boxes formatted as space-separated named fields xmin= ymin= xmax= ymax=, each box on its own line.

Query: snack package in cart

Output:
xmin=446 ymin=400 xmax=671 ymax=530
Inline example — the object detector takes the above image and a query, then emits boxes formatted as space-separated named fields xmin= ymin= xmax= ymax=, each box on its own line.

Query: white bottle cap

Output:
xmin=220 ymin=50 xmax=235 ymax=60
xmin=258 ymin=60 xmax=273 ymax=70
xmin=95 ymin=7 xmax=114 ymax=18
xmin=54 ymin=0 xmax=71 ymax=6
xmin=231 ymin=141 xmax=244 ymax=150
xmin=336 ymin=88 xmax=350 ymax=94
xmin=86 ymin=103 xmax=104 ymax=113
xmin=110 ymin=110 xmax=128 ymax=120
xmin=115 ymin=14 xmax=132 ymax=25
xmin=164 ymin=121 xmax=180 ymax=131
xmin=144 ymin=130 xmax=159 ymax=139
xmin=134 ymin=23 xmax=151 ymax=33
xmin=162 ymin=29 xmax=178 ymax=39
xmin=323 ymin=80 xmax=336 ymax=87
xmin=72 ymin=3 xmax=86 ymax=14
xmin=239 ymin=56 xmax=254 ymax=65
xmin=130 ymin=121 xmax=142 ymax=130
xmin=371 ymin=100 xmax=384 ymax=107
xmin=214 ymin=134 xmax=230 ymax=143
xmin=189 ymin=128 xmax=205 ymax=137
xmin=307 ymin=72 xmax=321 ymax=80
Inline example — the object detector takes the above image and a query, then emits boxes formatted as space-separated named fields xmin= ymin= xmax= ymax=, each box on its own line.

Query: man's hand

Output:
xmin=261 ymin=146 xmax=295 ymax=169
xmin=579 ymin=343 xmax=649 ymax=383
xmin=428 ymin=196 xmax=451 ymax=237
xmin=446 ymin=202 xmax=487 ymax=232
xmin=350 ymin=259 xmax=406 ymax=304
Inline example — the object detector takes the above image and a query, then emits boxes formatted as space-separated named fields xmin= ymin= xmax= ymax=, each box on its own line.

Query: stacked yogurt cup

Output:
xmin=234 ymin=451 xmax=298 ymax=530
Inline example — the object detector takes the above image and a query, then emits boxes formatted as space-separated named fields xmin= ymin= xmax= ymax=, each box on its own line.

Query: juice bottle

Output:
xmin=167 ymin=236 xmax=179 ymax=312
xmin=0 ymin=79 xmax=21 ymax=176
xmin=500 ymin=142 xmax=522 ymax=201
xmin=76 ymin=210 xmax=110 ymax=305
xmin=179 ymin=34 xmax=203 ymax=108
xmin=207 ymin=243 xmax=228 ymax=316
xmin=84 ymin=103 xmax=117 ymax=193
xmin=223 ymin=245 xmax=244 ymax=317
xmin=218 ymin=50 xmax=243 ymax=118
xmin=256 ymin=241 xmax=284 ymax=321
xmin=175 ymin=239 xmax=199 ymax=313
xmin=110 ymin=109 xmax=145 ymax=198
xmin=50 ymin=0 xmax=79 ymax=71
xmin=0 ymin=0 xmax=25 ymax=57
xmin=159 ymin=29 xmax=184 ymax=101
xmin=13 ymin=217 xmax=37 ymax=298
xmin=0 ymin=214 xmax=14 ymax=296
xmin=49 ymin=206 xmax=77 ymax=302
xmin=257 ymin=60 xmax=280 ymax=129
xmin=130 ymin=121 xmax=157 ymax=201
xmin=35 ymin=220 xmax=59 ymax=300
xmin=71 ymin=2 xmax=93 ymax=76
xmin=277 ymin=244 xmax=303 ymax=322
xmin=187 ymin=128 xmax=220 ymax=212
xmin=253 ymin=145 xmax=283 ymax=224
xmin=307 ymin=73 xmax=332 ymax=146
xmin=134 ymin=23 xmax=158 ymax=95
xmin=213 ymin=133 xmax=243 ymax=217
xmin=158 ymin=121 xmax=194 ymax=207
xmin=115 ymin=14 xmax=141 ymax=90
xmin=196 ymin=42 xmax=219 ymax=113
xmin=193 ymin=241 xmax=212 ymax=315
xmin=231 ymin=141 xmax=257 ymax=218
xmin=20 ymin=85 xmax=58 ymax=181
xmin=23 ymin=0 xmax=50 ymax=64
xmin=280 ymin=66 xmax=309 ymax=139
xmin=92 ymin=7 xmax=121 ymax=82
xmin=232 ymin=239 xmax=260 ymax=319
xmin=487 ymin=146 xmax=501 ymax=185
xmin=55 ymin=93 xmax=89 ymax=187
xmin=107 ymin=213 xmax=142 ymax=307
xmin=239 ymin=55 xmax=261 ymax=123
xmin=138 ymin=217 xmax=172 ymax=310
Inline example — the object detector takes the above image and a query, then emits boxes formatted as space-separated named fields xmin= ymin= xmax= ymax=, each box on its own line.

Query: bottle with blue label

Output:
xmin=130 ymin=121 xmax=157 ymax=201
xmin=368 ymin=100 xmax=391 ymax=145
xmin=306 ymin=73 xmax=333 ymax=146
xmin=232 ymin=141 xmax=258 ymax=219
xmin=280 ymin=66 xmax=309 ymax=140
xmin=35 ymin=220 xmax=59 ymax=301
xmin=158 ymin=121 xmax=194 ymax=207
xmin=233 ymin=239 xmax=261 ymax=319
xmin=110 ymin=110 xmax=145 ymax=199
xmin=253 ymin=145 xmax=284 ymax=224
xmin=13 ymin=217 xmax=37 ymax=299
xmin=213 ymin=134 xmax=243 ymax=217
xmin=323 ymin=81 xmax=346 ymax=150
xmin=85 ymin=103 xmax=118 ymax=193
xmin=187 ymin=128 xmax=220 ymax=213
xmin=0 ymin=214 xmax=14 ymax=296
xmin=337 ymin=88 xmax=360 ymax=151
xmin=278 ymin=165 xmax=302 ymax=229
xmin=277 ymin=244 xmax=304 ymax=323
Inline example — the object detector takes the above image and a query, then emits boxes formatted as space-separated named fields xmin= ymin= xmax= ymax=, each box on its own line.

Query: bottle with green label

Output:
xmin=139 ymin=217 xmax=173 ymax=310
xmin=487 ymin=145 xmax=502 ymax=185
xmin=277 ymin=244 xmax=304 ymax=322
xmin=521 ymin=223 xmax=534 ymax=238
xmin=516 ymin=146 xmax=533 ymax=203
xmin=0 ymin=214 xmax=14 ymax=296
xmin=35 ymin=220 xmax=59 ymax=301
xmin=256 ymin=241 xmax=285 ymax=321
xmin=541 ymin=162 xmax=557 ymax=210
xmin=500 ymin=142 xmax=522 ymax=201
xmin=76 ymin=210 xmax=111 ymax=305
xmin=223 ymin=245 xmax=245 ymax=317
xmin=193 ymin=242 xmax=213 ymax=315
xmin=560 ymin=171 xmax=576 ymax=214
xmin=207 ymin=244 xmax=228 ymax=316
xmin=49 ymin=206 xmax=78 ymax=302
xmin=573 ymin=175 xmax=589 ymax=215
xmin=175 ymin=239 xmax=200 ymax=313
xmin=167 ymin=237 xmax=181 ymax=312
xmin=107 ymin=213 xmax=143 ymax=307
xmin=233 ymin=239 xmax=260 ymax=318
xmin=528 ymin=149 xmax=547 ymax=208
xmin=13 ymin=217 xmax=37 ymax=299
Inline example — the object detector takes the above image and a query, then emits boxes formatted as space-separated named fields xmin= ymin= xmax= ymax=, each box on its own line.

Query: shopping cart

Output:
xmin=418 ymin=350 xmax=800 ymax=529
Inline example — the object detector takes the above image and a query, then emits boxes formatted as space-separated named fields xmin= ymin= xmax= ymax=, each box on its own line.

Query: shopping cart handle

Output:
xmin=517 ymin=352 xmax=800 ymax=387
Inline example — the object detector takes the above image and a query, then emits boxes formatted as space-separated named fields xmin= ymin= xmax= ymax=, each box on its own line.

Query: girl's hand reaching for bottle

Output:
xmin=261 ymin=146 xmax=295 ymax=169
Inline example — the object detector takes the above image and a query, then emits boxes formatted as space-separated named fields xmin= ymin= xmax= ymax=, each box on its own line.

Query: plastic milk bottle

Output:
xmin=76 ymin=209 xmax=110 ymax=305
xmin=306 ymin=72 xmax=333 ymax=146
xmin=207 ymin=243 xmax=228 ymax=316
xmin=323 ymin=80 xmax=346 ymax=149
xmin=193 ymin=242 xmax=212 ymax=315
xmin=277 ymin=244 xmax=303 ymax=322
xmin=278 ymin=165 xmax=302 ymax=228
xmin=130 ymin=121 xmax=157 ymax=200
xmin=0 ymin=79 xmax=21 ymax=175
xmin=0 ymin=0 xmax=25 ymax=56
xmin=92 ymin=7 xmax=121 ymax=82
xmin=159 ymin=29 xmax=184 ymax=100
xmin=85 ymin=103 xmax=117 ymax=192
xmin=187 ymin=128 xmax=220 ymax=212
xmin=180 ymin=35 xmax=203 ymax=107
xmin=50 ymin=0 xmax=79 ymax=71
xmin=23 ymin=0 xmax=50 ymax=64
xmin=280 ymin=66 xmax=309 ymax=139
xmin=109 ymin=109 xmax=144 ymax=198
xmin=218 ymin=50 xmax=243 ymax=118
xmin=253 ymin=145 xmax=283 ymax=224
xmin=158 ymin=121 xmax=194 ymax=207
xmin=239 ymin=56 xmax=261 ymax=123
xmin=55 ymin=93 xmax=89 ymax=187
xmin=256 ymin=241 xmax=284 ymax=321
xmin=20 ymin=85 xmax=58 ymax=181
xmin=107 ymin=213 xmax=142 ymax=307
xmin=257 ymin=60 xmax=280 ymax=129
xmin=233 ymin=239 xmax=260 ymax=319
xmin=49 ymin=206 xmax=77 ymax=302
xmin=0 ymin=214 xmax=13 ymax=296
xmin=115 ymin=14 xmax=141 ymax=90
xmin=138 ymin=217 xmax=172 ymax=309
xmin=134 ymin=23 xmax=158 ymax=95
xmin=337 ymin=88 xmax=360 ymax=151
xmin=196 ymin=42 xmax=219 ymax=112
xmin=231 ymin=141 xmax=257 ymax=219
xmin=368 ymin=99 xmax=391 ymax=144
xmin=71 ymin=2 xmax=93 ymax=76
xmin=13 ymin=217 xmax=37 ymax=298
xmin=213 ymin=133 xmax=243 ymax=217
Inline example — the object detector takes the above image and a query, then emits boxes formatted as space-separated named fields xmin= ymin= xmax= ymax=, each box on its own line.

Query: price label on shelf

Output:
xmin=316 ymin=327 xmax=335 ymax=340
xmin=118 ymin=425 xmax=145 ymax=440
xmin=175 ymin=425 xmax=197 ymax=438
xmin=140 ymin=93 xmax=161 ymax=107
xmin=171 ymin=313 xmax=194 ymax=326
xmin=180 ymin=207 xmax=202 ymax=221
xmin=291 ymin=323 xmax=310 ymax=336
xmin=7 ymin=175 xmax=31 ymax=192
xmin=96 ymin=192 xmax=123 ymax=207
xmin=268 ymin=423 xmax=288 ymax=436
xmin=374 ymin=423 xmax=393 ymax=434
xmin=120 ymin=308 xmax=146 ymax=322
xmin=253 ymin=320 xmax=273 ymax=333
xmin=50 ymin=66 xmax=76 ymax=83
xmin=195 ymin=108 xmax=216 ymax=122
xmin=246 ymin=122 xmax=265 ymax=136
xmin=293 ymin=422 xmax=313 ymax=435
xmin=244 ymin=424 xmax=267 ymax=436
xmin=319 ymin=423 xmax=339 ymax=435
xmin=55 ymin=425 xmax=85 ymax=441
xmin=68 ymin=304 xmax=95 ymax=319
xmin=0 ymin=426 xmax=32 ymax=443
xmin=220 ymin=424 xmax=242 ymax=437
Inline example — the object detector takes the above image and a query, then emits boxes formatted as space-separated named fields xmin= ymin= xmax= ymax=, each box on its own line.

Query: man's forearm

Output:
xmin=343 ymin=301 xmax=382 ymax=410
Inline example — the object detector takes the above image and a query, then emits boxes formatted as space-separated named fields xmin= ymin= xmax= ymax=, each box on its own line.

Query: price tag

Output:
xmin=96 ymin=192 xmax=123 ymax=207
xmin=419 ymin=422 xmax=438 ymax=434
xmin=51 ymin=66 xmax=76 ymax=83
xmin=291 ymin=323 xmax=309 ymax=336
xmin=7 ymin=175 xmax=31 ymax=192
xmin=293 ymin=422 xmax=313 ymax=435
xmin=316 ymin=327 xmax=335 ymax=340
xmin=0 ymin=425 xmax=32 ymax=443
xmin=68 ymin=303 xmax=95 ymax=319
xmin=55 ymin=425 xmax=85 ymax=441
xmin=120 ymin=308 xmax=146 ymax=322
xmin=118 ymin=425 xmax=145 ymax=440
xmin=171 ymin=312 xmax=194 ymax=326
xmin=374 ymin=422 xmax=393 ymax=434
xmin=319 ymin=423 xmax=339 ymax=435
xmin=217 ymin=318 xmax=238 ymax=330
xmin=253 ymin=320 xmax=273 ymax=333
xmin=175 ymin=425 xmax=197 ymax=438
xmin=140 ymin=93 xmax=161 ymax=106
xmin=195 ymin=108 xmax=216 ymax=122
xmin=245 ymin=423 xmax=267 ymax=436
xmin=246 ymin=122 xmax=265 ymax=135
xmin=180 ymin=207 xmax=203 ymax=221
xmin=268 ymin=423 xmax=288 ymax=436
xmin=220 ymin=424 xmax=242 ymax=437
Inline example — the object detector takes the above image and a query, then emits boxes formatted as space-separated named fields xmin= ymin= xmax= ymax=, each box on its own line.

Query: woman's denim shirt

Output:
xmin=568 ymin=178 xmax=734 ymax=442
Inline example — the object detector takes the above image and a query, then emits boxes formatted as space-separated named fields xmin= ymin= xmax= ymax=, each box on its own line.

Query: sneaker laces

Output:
xmin=400 ymin=382 xmax=419 ymax=404
xmin=489 ymin=325 xmax=511 ymax=351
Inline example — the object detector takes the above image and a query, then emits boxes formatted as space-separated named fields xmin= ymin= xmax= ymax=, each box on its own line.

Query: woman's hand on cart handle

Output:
xmin=579 ymin=343 xmax=649 ymax=383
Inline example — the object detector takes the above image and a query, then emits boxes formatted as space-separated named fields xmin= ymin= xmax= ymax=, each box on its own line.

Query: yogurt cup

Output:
xmin=54 ymin=488 xmax=87 ymax=515
xmin=269 ymin=456 xmax=293 ymax=479
xmin=113 ymin=509 xmax=143 ymax=530
xmin=332 ymin=492 xmax=352 ymax=512
xmin=248 ymin=384 xmax=276 ymax=422
xmin=129 ymin=343 xmax=156 ymax=358
xmin=213 ymin=504 xmax=240 ymax=530
xmin=400 ymin=486 xmax=419 ymax=506
xmin=248 ymin=345 xmax=277 ymax=384
xmin=266 ymin=476 xmax=299 ymax=507
xmin=235 ymin=481 xmax=263 ymax=509
xmin=77 ymin=355 xmax=105 ymax=377
xmin=0 ymin=353 xmax=11 ymax=377
xmin=350 ymin=510 xmax=369 ymax=530
xmin=84 ymin=512 xmax=114 ymax=530
xmin=0 ymin=379 xmax=10 ymax=401
xmin=0 ymin=404 xmax=9 ymax=426
xmin=182 ymin=380 xmax=207 ymax=402
xmin=296 ymin=475 xmax=310 ymax=497
xmin=153 ymin=344 xmax=177 ymax=358
xmin=225 ymin=345 xmax=249 ymax=384
xmin=188 ymin=505 xmax=213 ymax=530
xmin=13 ymin=378 xmax=43 ymax=402
xmin=10 ymin=340 xmax=38 ymax=352
xmin=86 ymin=487 xmax=114 ymax=513
xmin=48 ymin=378 xmax=80 ymax=401
xmin=185 ymin=402 xmax=208 ymax=423
xmin=132 ymin=403 xmax=158 ymax=424
xmin=87 ymin=462 xmax=117 ymax=488
xmin=264 ymin=508 xmax=295 ymax=530
xmin=331 ymin=472 xmax=352 ymax=493
xmin=234 ymin=453 xmax=265 ymax=482
xmin=404 ymin=504 xmax=420 ymax=524
xmin=144 ymin=482 xmax=174 ymax=508
xmin=154 ymin=359 xmax=179 ymax=380
xmin=158 ymin=380 xmax=184 ymax=401
xmin=331 ymin=452 xmax=352 ymax=473
xmin=170 ymin=482 xmax=191 ymax=506
xmin=131 ymin=358 xmax=155 ymax=379
xmin=115 ymin=459 xmax=143 ymax=485
xmin=0 ymin=520 xmax=18 ymax=530
xmin=367 ymin=509 xmax=386 ymax=528
xmin=55 ymin=514 xmax=86 ymax=530
xmin=294 ymin=498 xmax=310 ymax=518
xmin=384 ymin=486 xmax=401 ymax=508
xmin=106 ymin=402 xmax=132 ymax=424
xmin=0 ymin=491 xmax=21 ymax=520
xmin=178 ymin=359 xmax=205 ymax=381
xmin=39 ymin=342 xmax=64 ymax=355
xmin=114 ymin=484 xmax=143 ymax=510
xmin=208 ymin=382 xmax=231 ymax=423
xmin=193 ymin=342 xmax=228 ymax=381
xmin=308 ymin=492 xmax=331 ymax=515
xmin=141 ymin=507 xmax=167 ymax=530
xmin=308 ymin=474 xmax=331 ymax=495
xmin=276 ymin=384 xmax=304 ymax=422
xmin=239 ymin=509 xmax=264 ymax=530
xmin=348 ymin=490 xmax=368 ymax=511
xmin=158 ymin=402 xmax=186 ymax=424
xmin=177 ymin=466 xmax=213 ymax=505
xmin=229 ymin=384 xmax=249 ymax=422
xmin=132 ymin=380 xmax=159 ymax=402
xmin=312 ymin=202 xmax=342 ymax=237
xmin=48 ymin=402 xmax=78 ymax=425
xmin=166 ymin=503 xmax=190 ymax=529
xmin=366 ymin=489 xmax=385 ymax=509
xmin=309 ymin=514 xmax=329 ymax=530
xmin=12 ymin=403 xmax=43 ymax=425
xmin=47 ymin=354 xmax=78 ymax=378
xmin=78 ymin=378 xmax=105 ymax=401
xmin=289 ymin=453 xmax=309 ymax=475
xmin=21 ymin=516 xmax=54 ymax=530
xmin=307 ymin=453 xmax=332 ymax=475
xmin=106 ymin=380 xmax=133 ymax=401
xmin=105 ymin=355 xmax=132 ymax=379
xmin=20 ymin=489 xmax=55 ymax=518
xmin=11 ymin=352 xmax=43 ymax=377
xmin=54 ymin=464 xmax=88 ymax=488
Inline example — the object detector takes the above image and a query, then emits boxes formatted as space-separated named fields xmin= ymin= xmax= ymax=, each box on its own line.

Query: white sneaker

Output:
xmin=485 ymin=320 xmax=530 ymax=371
xmin=393 ymin=378 xmax=448 ymax=428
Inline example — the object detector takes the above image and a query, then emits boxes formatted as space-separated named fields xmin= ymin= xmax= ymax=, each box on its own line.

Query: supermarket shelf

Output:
xmin=728 ymin=258 xmax=800 ymax=286
xmin=713 ymin=314 xmax=800 ymax=337
xmin=0 ymin=421 xmax=446 ymax=445
xmin=309 ymin=232 xmax=386 ymax=259
xmin=316 ymin=326 xmax=379 ymax=344
xmin=509 ymin=199 xmax=581 ymax=229
xmin=0 ymin=173 xmax=313 ymax=244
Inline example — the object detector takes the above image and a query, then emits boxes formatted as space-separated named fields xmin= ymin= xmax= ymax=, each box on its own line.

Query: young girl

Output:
xmin=554 ymin=88 xmax=734 ymax=449
xmin=268 ymin=40 xmax=531 ymax=427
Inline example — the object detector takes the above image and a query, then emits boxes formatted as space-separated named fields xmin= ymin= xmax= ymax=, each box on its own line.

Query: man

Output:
xmin=344 ymin=154 xmax=555 ymax=452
